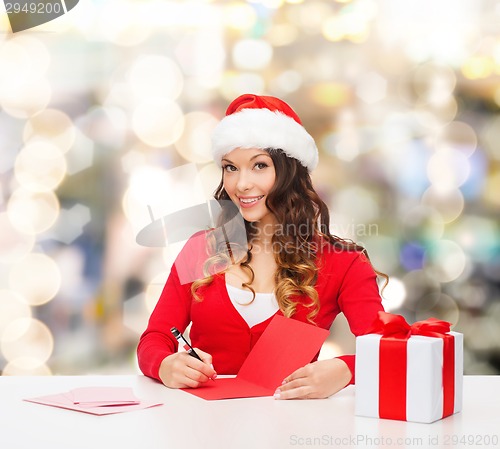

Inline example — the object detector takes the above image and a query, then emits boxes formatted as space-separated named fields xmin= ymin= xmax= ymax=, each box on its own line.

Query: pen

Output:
xmin=170 ymin=327 xmax=216 ymax=381
xmin=170 ymin=326 xmax=202 ymax=361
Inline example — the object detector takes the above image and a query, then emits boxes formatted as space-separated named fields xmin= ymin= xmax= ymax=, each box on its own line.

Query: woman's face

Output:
xmin=221 ymin=147 xmax=277 ymax=226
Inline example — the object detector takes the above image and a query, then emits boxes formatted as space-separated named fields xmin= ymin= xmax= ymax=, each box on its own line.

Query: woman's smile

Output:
xmin=238 ymin=195 xmax=265 ymax=208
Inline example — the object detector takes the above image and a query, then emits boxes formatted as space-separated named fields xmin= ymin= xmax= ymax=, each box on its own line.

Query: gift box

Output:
xmin=355 ymin=312 xmax=463 ymax=423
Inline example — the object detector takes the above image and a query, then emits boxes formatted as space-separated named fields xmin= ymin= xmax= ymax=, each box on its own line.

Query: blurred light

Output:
xmin=0 ymin=36 xmax=50 ymax=89
xmin=174 ymin=112 xmax=219 ymax=164
xmin=23 ymin=109 xmax=76 ymax=154
xmin=121 ymin=149 xmax=147 ymax=174
xmin=414 ymin=97 xmax=457 ymax=126
xmin=144 ymin=272 xmax=169 ymax=313
xmin=402 ymin=269 xmax=441 ymax=312
xmin=253 ymin=0 xmax=285 ymax=8
xmin=400 ymin=242 xmax=425 ymax=271
xmin=0 ymin=290 xmax=32 ymax=339
xmin=415 ymin=293 xmax=460 ymax=327
xmin=9 ymin=253 xmax=62 ymax=306
xmin=198 ymin=163 xmax=222 ymax=200
xmin=427 ymin=148 xmax=470 ymax=193
xmin=123 ymin=166 xmax=173 ymax=229
xmin=356 ymin=72 xmax=387 ymax=104
xmin=285 ymin=1 xmax=332 ymax=33
xmin=269 ymin=70 xmax=303 ymax=94
xmin=483 ymin=168 xmax=500 ymax=208
xmin=0 ymin=78 xmax=52 ymax=119
xmin=174 ymin=30 xmax=226 ymax=87
xmin=223 ymin=3 xmax=257 ymax=30
xmin=412 ymin=63 xmax=456 ymax=105
xmin=123 ymin=164 xmax=206 ymax=235
xmin=232 ymin=39 xmax=273 ymax=71
xmin=7 ymin=189 xmax=60 ymax=235
xmin=449 ymin=215 xmax=499 ymax=263
xmin=465 ymin=315 xmax=500 ymax=352
xmin=461 ymin=56 xmax=494 ymax=79
xmin=480 ymin=116 xmax=500 ymax=160
xmin=266 ymin=23 xmax=299 ymax=46
xmin=220 ymin=72 xmax=265 ymax=101
xmin=98 ymin=0 xmax=150 ymax=46
xmin=1 ymin=318 xmax=54 ymax=365
xmin=402 ymin=205 xmax=444 ymax=241
xmin=132 ymin=99 xmax=185 ymax=148
xmin=378 ymin=113 xmax=416 ymax=156
xmin=439 ymin=121 xmax=477 ymax=157
xmin=494 ymin=39 xmax=500 ymax=68
xmin=334 ymin=186 xmax=380 ymax=224
xmin=457 ymin=282 xmax=488 ymax=309
xmin=14 ymin=141 xmax=67 ymax=192
xmin=381 ymin=277 xmax=406 ymax=312
xmin=0 ymin=112 xmax=24 ymax=174
xmin=421 ymin=186 xmax=464 ymax=223
xmin=123 ymin=293 xmax=150 ymax=335
xmin=423 ymin=239 xmax=467 ymax=283
xmin=358 ymin=235 xmax=400 ymax=275
xmin=2 ymin=359 xmax=52 ymax=376
xmin=0 ymin=14 xmax=7 ymax=43
xmin=162 ymin=241 xmax=185 ymax=269
xmin=494 ymin=87 xmax=500 ymax=107
xmin=76 ymin=106 xmax=128 ymax=150
xmin=0 ymin=213 xmax=35 ymax=264
xmin=311 ymin=83 xmax=351 ymax=107
xmin=63 ymin=132 xmax=93 ymax=179
xmin=50 ymin=204 xmax=92 ymax=245
xmin=322 ymin=10 xmax=370 ymax=43
xmin=322 ymin=15 xmax=346 ymax=42
xmin=129 ymin=55 xmax=183 ymax=101
xmin=377 ymin=1 xmax=479 ymax=65
xmin=102 ymin=82 xmax=135 ymax=111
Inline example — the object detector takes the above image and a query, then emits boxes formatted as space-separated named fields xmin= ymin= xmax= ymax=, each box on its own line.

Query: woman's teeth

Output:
xmin=240 ymin=195 xmax=263 ymax=204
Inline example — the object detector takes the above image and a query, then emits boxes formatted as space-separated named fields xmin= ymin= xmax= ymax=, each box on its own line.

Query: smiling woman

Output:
xmin=137 ymin=94 xmax=386 ymax=400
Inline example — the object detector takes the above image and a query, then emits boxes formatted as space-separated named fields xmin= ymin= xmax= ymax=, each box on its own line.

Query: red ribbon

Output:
xmin=369 ymin=311 xmax=455 ymax=421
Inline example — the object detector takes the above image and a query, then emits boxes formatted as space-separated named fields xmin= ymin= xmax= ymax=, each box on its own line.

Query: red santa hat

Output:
xmin=211 ymin=94 xmax=318 ymax=171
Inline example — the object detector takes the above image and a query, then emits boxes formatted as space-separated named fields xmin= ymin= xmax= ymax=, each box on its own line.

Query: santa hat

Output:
xmin=211 ymin=94 xmax=318 ymax=171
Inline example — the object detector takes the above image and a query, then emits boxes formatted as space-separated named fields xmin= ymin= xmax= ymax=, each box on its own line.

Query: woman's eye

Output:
xmin=255 ymin=162 xmax=268 ymax=170
xmin=223 ymin=164 xmax=237 ymax=172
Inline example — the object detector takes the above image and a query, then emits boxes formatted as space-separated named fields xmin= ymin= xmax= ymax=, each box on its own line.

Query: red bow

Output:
xmin=369 ymin=311 xmax=451 ymax=339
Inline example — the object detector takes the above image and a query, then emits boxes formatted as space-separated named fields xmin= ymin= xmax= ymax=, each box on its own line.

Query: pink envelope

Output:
xmin=24 ymin=387 xmax=162 ymax=415
xmin=182 ymin=315 xmax=329 ymax=400
xmin=69 ymin=387 xmax=141 ymax=406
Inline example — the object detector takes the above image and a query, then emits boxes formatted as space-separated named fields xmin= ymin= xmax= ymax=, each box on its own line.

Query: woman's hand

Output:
xmin=159 ymin=349 xmax=217 ymax=389
xmin=274 ymin=358 xmax=352 ymax=400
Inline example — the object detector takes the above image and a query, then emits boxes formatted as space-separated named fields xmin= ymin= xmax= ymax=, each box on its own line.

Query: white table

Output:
xmin=1 ymin=375 xmax=498 ymax=449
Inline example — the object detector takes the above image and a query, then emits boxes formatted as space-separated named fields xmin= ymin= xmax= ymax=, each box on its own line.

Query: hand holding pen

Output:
xmin=170 ymin=327 xmax=204 ymax=361
xmin=156 ymin=327 xmax=217 ymax=388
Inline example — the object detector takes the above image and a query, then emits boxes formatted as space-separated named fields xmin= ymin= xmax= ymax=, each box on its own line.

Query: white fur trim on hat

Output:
xmin=211 ymin=108 xmax=319 ymax=171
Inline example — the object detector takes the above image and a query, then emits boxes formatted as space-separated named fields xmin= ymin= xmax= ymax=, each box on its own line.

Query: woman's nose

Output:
xmin=236 ymin=170 xmax=253 ymax=192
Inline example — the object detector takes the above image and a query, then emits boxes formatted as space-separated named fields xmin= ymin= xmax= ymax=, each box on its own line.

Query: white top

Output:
xmin=226 ymin=282 xmax=279 ymax=327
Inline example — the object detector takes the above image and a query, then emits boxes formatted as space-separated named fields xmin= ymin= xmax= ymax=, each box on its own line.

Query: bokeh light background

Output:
xmin=1 ymin=0 xmax=499 ymax=376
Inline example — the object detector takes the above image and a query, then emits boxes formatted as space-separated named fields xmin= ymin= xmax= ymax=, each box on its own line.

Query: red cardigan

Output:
xmin=137 ymin=235 xmax=383 ymax=384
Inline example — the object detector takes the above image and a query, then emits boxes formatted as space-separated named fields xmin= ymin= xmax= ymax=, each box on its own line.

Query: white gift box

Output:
xmin=355 ymin=331 xmax=463 ymax=423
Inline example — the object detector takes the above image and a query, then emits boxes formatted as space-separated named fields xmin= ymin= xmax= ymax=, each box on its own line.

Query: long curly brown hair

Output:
xmin=191 ymin=149 xmax=386 ymax=322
